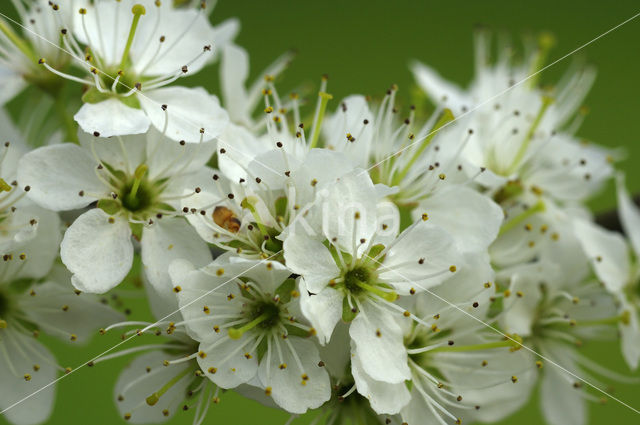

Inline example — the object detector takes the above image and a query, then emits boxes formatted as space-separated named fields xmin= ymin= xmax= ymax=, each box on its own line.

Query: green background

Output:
xmin=2 ymin=0 xmax=640 ymax=424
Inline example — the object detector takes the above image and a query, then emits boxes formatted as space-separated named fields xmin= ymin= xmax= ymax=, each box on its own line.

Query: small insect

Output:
xmin=212 ymin=206 xmax=241 ymax=233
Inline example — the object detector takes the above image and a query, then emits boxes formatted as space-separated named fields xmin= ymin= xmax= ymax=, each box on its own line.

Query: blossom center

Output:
xmin=343 ymin=267 xmax=373 ymax=295
xmin=228 ymin=299 xmax=283 ymax=340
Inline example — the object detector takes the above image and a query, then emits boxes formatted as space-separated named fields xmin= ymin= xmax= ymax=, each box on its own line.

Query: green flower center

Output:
xmin=119 ymin=178 xmax=155 ymax=213
xmin=343 ymin=267 xmax=372 ymax=294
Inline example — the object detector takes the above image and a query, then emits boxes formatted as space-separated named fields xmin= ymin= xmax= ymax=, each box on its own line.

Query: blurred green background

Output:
xmin=2 ymin=0 xmax=640 ymax=424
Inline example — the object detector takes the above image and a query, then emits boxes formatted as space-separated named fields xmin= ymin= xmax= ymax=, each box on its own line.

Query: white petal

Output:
xmin=78 ymin=130 xmax=147 ymax=174
xmin=283 ymin=233 xmax=339 ymax=293
xmin=319 ymin=171 xmax=378 ymax=257
xmin=74 ymin=98 xmax=150 ymax=138
xmin=0 ymin=69 xmax=26 ymax=106
xmin=0 ymin=330 xmax=56 ymax=425
xmin=351 ymin=347 xmax=410 ymax=414
xmin=197 ymin=335 xmax=258 ymax=389
xmin=415 ymin=185 xmax=503 ymax=253
xmin=349 ymin=302 xmax=410 ymax=384
xmin=299 ymin=280 xmax=343 ymax=345
xmin=573 ymin=218 xmax=630 ymax=293
xmin=18 ymin=143 xmax=103 ymax=211
xmin=145 ymin=127 xmax=217 ymax=180
xmin=378 ymin=221 xmax=462 ymax=294
xmin=141 ymin=217 xmax=212 ymax=301
xmin=500 ymin=267 xmax=543 ymax=337
xmin=20 ymin=274 xmax=125 ymax=343
xmin=217 ymin=124 xmax=270 ymax=181
xmin=258 ymin=337 xmax=330 ymax=414
xmin=1 ymin=204 xmax=61 ymax=280
xmin=114 ymin=350 xmax=193 ymax=423
xmin=410 ymin=61 xmax=470 ymax=112
xmin=220 ymin=44 xmax=250 ymax=124
xmin=60 ymin=209 xmax=133 ymax=294
xmin=140 ymin=86 xmax=229 ymax=143
xmin=617 ymin=174 xmax=640 ymax=260
xmin=173 ymin=261 xmax=243 ymax=340
xmin=131 ymin=4 xmax=217 ymax=76
xmin=323 ymin=95 xmax=374 ymax=168
xmin=540 ymin=344 xmax=587 ymax=425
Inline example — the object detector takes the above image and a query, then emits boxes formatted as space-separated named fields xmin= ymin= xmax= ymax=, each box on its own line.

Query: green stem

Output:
xmin=119 ymin=5 xmax=146 ymax=71
xmin=393 ymin=109 xmax=454 ymax=185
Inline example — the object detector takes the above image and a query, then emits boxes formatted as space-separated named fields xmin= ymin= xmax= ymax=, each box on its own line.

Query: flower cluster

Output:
xmin=0 ymin=2 xmax=637 ymax=425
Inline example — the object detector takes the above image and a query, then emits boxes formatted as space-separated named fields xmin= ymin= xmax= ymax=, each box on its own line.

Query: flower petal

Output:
xmin=351 ymin=345 xmax=410 ymax=414
xmin=141 ymin=217 xmax=212 ymax=302
xmin=74 ymin=98 xmax=150 ymax=138
xmin=283 ymin=234 xmax=340 ymax=294
xmin=617 ymin=174 xmax=640 ymax=260
xmin=18 ymin=144 xmax=103 ymax=211
xmin=573 ymin=218 xmax=630 ymax=293
xmin=415 ymin=184 xmax=503 ymax=254
xmin=298 ymin=280 xmax=343 ymax=345
xmin=114 ymin=350 xmax=193 ymax=423
xmin=350 ymin=302 xmax=410 ymax=384
xmin=60 ymin=209 xmax=133 ymax=294
xmin=140 ymin=86 xmax=229 ymax=143
xmin=0 ymin=331 xmax=56 ymax=425
xmin=20 ymin=270 xmax=125 ymax=343
xmin=257 ymin=337 xmax=331 ymax=414
xmin=378 ymin=221 xmax=462 ymax=294
xmin=197 ymin=335 xmax=258 ymax=389
xmin=540 ymin=343 xmax=587 ymax=425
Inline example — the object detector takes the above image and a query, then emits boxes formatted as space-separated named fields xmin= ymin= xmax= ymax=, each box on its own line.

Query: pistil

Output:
xmin=119 ymin=4 xmax=146 ymax=71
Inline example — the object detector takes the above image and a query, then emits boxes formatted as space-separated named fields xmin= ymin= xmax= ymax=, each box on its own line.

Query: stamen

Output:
xmin=394 ymin=108 xmax=454 ymax=184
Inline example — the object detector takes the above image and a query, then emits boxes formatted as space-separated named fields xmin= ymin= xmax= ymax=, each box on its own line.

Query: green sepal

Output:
xmin=342 ymin=295 xmax=358 ymax=322
xmin=324 ymin=241 xmax=353 ymax=267
xmin=256 ymin=337 xmax=269 ymax=362
xmin=97 ymin=198 xmax=121 ymax=215
xmin=493 ymin=180 xmax=524 ymax=204
xmin=101 ymin=162 xmax=127 ymax=183
xmin=487 ymin=294 xmax=504 ymax=319
xmin=81 ymin=88 xmax=141 ymax=109
xmin=275 ymin=278 xmax=296 ymax=304
xmin=130 ymin=222 xmax=143 ymax=240
xmin=362 ymin=244 xmax=385 ymax=265
xmin=284 ymin=324 xmax=310 ymax=338
xmin=82 ymin=87 xmax=112 ymax=105
xmin=274 ymin=196 xmax=288 ymax=218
